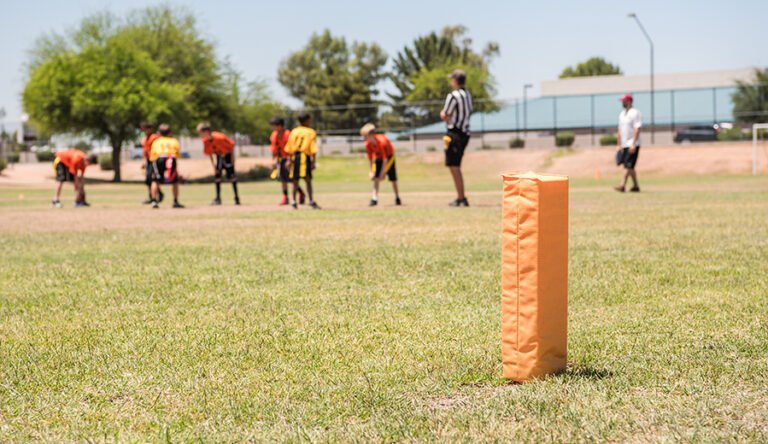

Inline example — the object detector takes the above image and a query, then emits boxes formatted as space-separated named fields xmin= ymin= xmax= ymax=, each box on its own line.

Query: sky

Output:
xmin=1 ymin=0 xmax=767 ymax=126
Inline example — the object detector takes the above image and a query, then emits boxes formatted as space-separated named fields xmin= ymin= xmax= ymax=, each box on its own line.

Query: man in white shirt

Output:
xmin=615 ymin=94 xmax=642 ymax=193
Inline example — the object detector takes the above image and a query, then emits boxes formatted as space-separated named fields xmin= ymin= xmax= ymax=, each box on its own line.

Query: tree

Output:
xmin=732 ymin=69 xmax=768 ymax=124
xmin=390 ymin=26 xmax=500 ymax=126
xmin=278 ymin=30 xmax=387 ymax=131
xmin=22 ymin=6 xmax=232 ymax=181
xmin=23 ymin=36 xmax=187 ymax=181
xmin=559 ymin=57 xmax=622 ymax=78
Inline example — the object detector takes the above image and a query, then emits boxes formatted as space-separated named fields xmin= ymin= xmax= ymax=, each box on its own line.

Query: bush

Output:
xmin=74 ymin=141 xmax=93 ymax=152
xmin=717 ymin=127 xmax=749 ymax=141
xmin=509 ymin=137 xmax=525 ymax=149
xmin=480 ymin=144 xmax=494 ymax=150
xmin=247 ymin=165 xmax=271 ymax=181
xmin=35 ymin=150 xmax=55 ymax=162
xmin=6 ymin=152 xmax=20 ymax=163
xmin=329 ymin=150 xmax=343 ymax=156
xmin=426 ymin=146 xmax=436 ymax=152
xmin=0 ymin=157 xmax=6 ymax=173
xmin=599 ymin=134 xmax=618 ymax=146
xmin=350 ymin=147 xmax=366 ymax=154
xmin=99 ymin=153 xmax=113 ymax=171
xmin=555 ymin=131 xmax=575 ymax=147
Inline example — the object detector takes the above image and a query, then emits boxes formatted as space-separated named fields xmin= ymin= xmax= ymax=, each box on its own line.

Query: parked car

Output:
xmin=130 ymin=143 xmax=144 ymax=160
xmin=674 ymin=125 xmax=719 ymax=143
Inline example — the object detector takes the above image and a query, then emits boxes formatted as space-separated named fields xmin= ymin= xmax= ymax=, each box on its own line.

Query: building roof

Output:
xmin=541 ymin=68 xmax=756 ymax=97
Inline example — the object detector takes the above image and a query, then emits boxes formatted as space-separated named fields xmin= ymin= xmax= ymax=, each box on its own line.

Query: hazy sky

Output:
xmin=1 ymin=0 xmax=766 ymax=125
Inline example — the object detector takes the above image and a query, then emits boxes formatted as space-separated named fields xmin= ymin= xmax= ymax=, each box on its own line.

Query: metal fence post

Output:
xmin=590 ymin=94 xmax=595 ymax=146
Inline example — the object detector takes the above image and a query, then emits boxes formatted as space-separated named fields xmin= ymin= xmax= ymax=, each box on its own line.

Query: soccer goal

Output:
xmin=753 ymin=123 xmax=768 ymax=175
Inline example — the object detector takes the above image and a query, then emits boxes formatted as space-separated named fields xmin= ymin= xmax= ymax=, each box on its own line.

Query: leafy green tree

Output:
xmin=23 ymin=36 xmax=186 ymax=181
xmin=278 ymin=30 xmax=387 ymax=130
xmin=559 ymin=57 xmax=622 ymax=78
xmin=390 ymin=26 xmax=499 ymax=125
xmin=732 ymin=69 xmax=768 ymax=124
xmin=22 ymin=6 xmax=234 ymax=181
xmin=121 ymin=6 xmax=232 ymax=130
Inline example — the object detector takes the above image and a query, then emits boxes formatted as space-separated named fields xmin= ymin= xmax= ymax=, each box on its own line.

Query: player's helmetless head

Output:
xmin=360 ymin=123 xmax=376 ymax=141
xmin=196 ymin=122 xmax=212 ymax=137
xmin=140 ymin=122 xmax=154 ymax=135
xmin=298 ymin=112 xmax=312 ymax=126
xmin=270 ymin=116 xmax=285 ymax=130
xmin=158 ymin=123 xmax=172 ymax=137
xmin=86 ymin=154 xmax=98 ymax=165
xmin=449 ymin=69 xmax=466 ymax=90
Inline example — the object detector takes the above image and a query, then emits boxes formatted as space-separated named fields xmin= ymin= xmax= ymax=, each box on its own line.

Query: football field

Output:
xmin=1 ymin=156 xmax=767 ymax=441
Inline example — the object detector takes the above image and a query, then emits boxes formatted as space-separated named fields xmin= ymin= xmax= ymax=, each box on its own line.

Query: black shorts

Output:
xmin=372 ymin=157 xmax=397 ymax=181
xmin=215 ymin=153 xmax=235 ymax=179
xmin=444 ymin=130 xmax=470 ymax=167
xmin=145 ymin=159 xmax=154 ymax=186
xmin=278 ymin=157 xmax=292 ymax=182
xmin=54 ymin=159 xmax=74 ymax=182
xmin=289 ymin=152 xmax=312 ymax=180
xmin=619 ymin=147 xmax=640 ymax=169
xmin=152 ymin=157 xmax=178 ymax=184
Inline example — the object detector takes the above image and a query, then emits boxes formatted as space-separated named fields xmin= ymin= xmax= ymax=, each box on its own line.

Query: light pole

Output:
xmin=628 ymin=13 xmax=654 ymax=144
xmin=523 ymin=83 xmax=533 ymax=138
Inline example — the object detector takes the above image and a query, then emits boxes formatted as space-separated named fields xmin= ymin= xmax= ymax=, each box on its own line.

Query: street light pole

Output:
xmin=523 ymin=84 xmax=533 ymax=138
xmin=628 ymin=13 xmax=654 ymax=144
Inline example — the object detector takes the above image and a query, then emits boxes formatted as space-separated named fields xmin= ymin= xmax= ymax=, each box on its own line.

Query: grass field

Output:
xmin=1 ymin=156 xmax=767 ymax=441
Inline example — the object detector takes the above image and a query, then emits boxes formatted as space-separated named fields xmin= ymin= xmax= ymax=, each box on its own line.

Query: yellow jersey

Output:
xmin=150 ymin=137 xmax=181 ymax=161
xmin=284 ymin=125 xmax=318 ymax=156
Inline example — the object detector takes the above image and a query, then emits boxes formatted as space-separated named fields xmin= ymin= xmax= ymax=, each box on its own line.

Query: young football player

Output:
xmin=52 ymin=149 xmax=98 ymax=208
xmin=197 ymin=123 xmax=240 ymax=205
xmin=360 ymin=123 xmax=401 ymax=206
xmin=284 ymin=113 xmax=321 ymax=210
xmin=149 ymin=124 xmax=184 ymax=209
xmin=270 ymin=117 xmax=305 ymax=205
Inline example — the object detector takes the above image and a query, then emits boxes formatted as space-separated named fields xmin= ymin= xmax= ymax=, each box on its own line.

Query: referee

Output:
xmin=440 ymin=69 xmax=473 ymax=207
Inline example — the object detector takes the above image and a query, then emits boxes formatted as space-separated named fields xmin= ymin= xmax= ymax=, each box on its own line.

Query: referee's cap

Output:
xmin=449 ymin=69 xmax=467 ymax=85
xmin=360 ymin=123 xmax=376 ymax=137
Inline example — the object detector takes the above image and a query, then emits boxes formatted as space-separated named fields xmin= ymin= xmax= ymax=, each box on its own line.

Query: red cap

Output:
xmin=620 ymin=94 xmax=633 ymax=102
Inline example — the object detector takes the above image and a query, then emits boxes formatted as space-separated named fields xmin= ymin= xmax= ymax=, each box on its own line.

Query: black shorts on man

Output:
xmin=290 ymin=152 xmax=312 ymax=180
xmin=55 ymin=160 xmax=75 ymax=182
xmin=215 ymin=153 xmax=235 ymax=179
xmin=278 ymin=157 xmax=292 ymax=183
xmin=152 ymin=157 xmax=178 ymax=184
xmin=444 ymin=129 xmax=470 ymax=167
xmin=145 ymin=159 xmax=154 ymax=185
xmin=618 ymin=147 xmax=640 ymax=169
xmin=373 ymin=157 xmax=398 ymax=182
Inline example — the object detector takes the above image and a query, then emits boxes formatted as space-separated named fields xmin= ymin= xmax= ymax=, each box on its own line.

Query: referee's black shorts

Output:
xmin=443 ymin=129 xmax=470 ymax=167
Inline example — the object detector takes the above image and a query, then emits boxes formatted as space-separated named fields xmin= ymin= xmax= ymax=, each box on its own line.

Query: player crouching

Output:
xmin=284 ymin=113 xmax=321 ymax=210
xmin=197 ymin=123 xmax=240 ymax=206
xmin=52 ymin=149 xmax=97 ymax=208
xmin=149 ymin=124 xmax=184 ymax=209
xmin=270 ymin=117 xmax=306 ymax=206
xmin=360 ymin=123 xmax=401 ymax=207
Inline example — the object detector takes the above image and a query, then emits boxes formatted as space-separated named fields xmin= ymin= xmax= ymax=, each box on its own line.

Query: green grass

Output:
xmin=0 ymin=164 xmax=767 ymax=441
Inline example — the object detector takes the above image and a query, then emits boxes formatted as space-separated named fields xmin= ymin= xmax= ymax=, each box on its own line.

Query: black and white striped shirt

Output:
xmin=442 ymin=88 xmax=473 ymax=134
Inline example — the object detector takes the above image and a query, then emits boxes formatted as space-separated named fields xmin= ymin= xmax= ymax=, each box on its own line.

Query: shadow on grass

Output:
xmin=563 ymin=364 xmax=613 ymax=380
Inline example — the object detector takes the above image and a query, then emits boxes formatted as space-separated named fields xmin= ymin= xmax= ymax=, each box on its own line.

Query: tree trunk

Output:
xmin=110 ymin=139 xmax=123 ymax=182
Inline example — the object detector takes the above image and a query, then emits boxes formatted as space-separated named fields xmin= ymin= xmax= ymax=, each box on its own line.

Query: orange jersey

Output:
xmin=270 ymin=129 xmax=291 ymax=158
xmin=142 ymin=133 xmax=160 ymax=159
xmin=55 ymin=149 xmax=87 ymax=174
xmin=365 ymin=134 xmax=395 ymax=161
xmin=203 ymin=131 xmax=235 ymax=156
